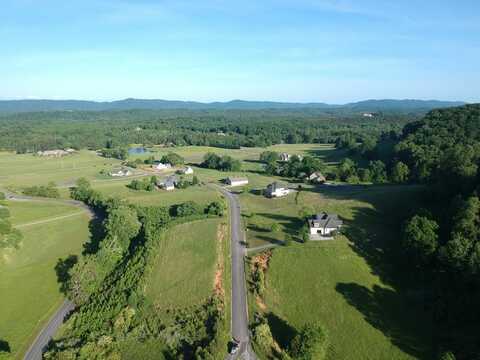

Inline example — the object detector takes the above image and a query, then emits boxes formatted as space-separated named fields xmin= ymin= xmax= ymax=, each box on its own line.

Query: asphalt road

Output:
xmin=23 ymin=300 xmax=75 ymax=360
xmin=219 ymin=187 xmax=257 ymax=360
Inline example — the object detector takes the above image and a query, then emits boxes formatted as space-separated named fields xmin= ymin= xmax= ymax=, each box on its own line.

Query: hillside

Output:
xmin=0 ymin=98 xmax=465 ymax=113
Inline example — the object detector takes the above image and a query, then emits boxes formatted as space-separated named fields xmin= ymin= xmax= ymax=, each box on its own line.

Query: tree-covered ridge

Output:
xmin=396 ymin=104 xmax=480 ymax=183
xmin=369 ymin=104 xmax=480 ymax=359
xmin=0 ymin=109 xmax=414 ymax=153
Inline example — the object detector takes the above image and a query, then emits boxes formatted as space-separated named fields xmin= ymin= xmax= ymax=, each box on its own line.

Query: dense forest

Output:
xmin=356 ymin=104 xmax=480 ymax=359
xmin=0 ymin=109 xmax=415 ymax=153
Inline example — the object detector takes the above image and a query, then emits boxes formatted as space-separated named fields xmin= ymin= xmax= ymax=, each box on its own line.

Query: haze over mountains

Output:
xmin=0 ymin=98 xmax=466 ymax=113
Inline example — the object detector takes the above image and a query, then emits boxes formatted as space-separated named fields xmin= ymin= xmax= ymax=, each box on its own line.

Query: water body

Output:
xmin=128 ymin=147 xmax=149 ymax=155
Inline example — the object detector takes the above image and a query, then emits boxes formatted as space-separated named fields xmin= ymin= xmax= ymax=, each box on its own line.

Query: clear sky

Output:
xmin=1 ymin=0 xmax=479 ymax=103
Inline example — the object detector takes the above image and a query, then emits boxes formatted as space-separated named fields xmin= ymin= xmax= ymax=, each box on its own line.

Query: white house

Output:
xmin=226 ymin=177 xmax=249 ymax=187
xmin=180 ymin=166 xmax=194 ymax=175
xmin=308 ymin=213 xmax=343 ymax=237
xmin=153 ymin=162 xmax=172 ymax=170
xmin=363 ymin=113 xmax=375 ymax=118
xmin=110 ymin=168 xmax=132 ymax=177
xmin=265 ymin=182 xmax=290 ymax=198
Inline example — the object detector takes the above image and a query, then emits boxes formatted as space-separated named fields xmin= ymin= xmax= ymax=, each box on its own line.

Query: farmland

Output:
xmin=145 ymin=218 xmax=223 ymax=310
xmin=0 ymin=200 xmax=91 ymax=359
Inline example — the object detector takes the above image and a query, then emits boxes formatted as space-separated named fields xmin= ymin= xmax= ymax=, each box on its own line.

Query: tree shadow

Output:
xmin=266 ymin=312 xmax=297 ymax=350
xmin=249 ymin=189 xmax=264 ymax=196
xmin=257 ymin=212 xmax=304 ymax=237
xmin=55 ymin=255 xmax=78 ymax=294
xmin=255 ymin=235 xmax=285 ymax=246
xmin=82 ymin=216 xmax=106 ymax=255
xmin=0 ymin=339 xmax=10 ymax=353
xmin=336 ymin=283 xmax=431 ymax=359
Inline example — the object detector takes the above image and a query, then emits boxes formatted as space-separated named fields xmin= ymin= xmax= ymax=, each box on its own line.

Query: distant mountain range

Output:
xmin=0 ymin=98 xmax=466 ymax=113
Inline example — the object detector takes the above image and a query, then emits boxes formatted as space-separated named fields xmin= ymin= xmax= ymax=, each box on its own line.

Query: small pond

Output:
xmin=128 ymin=147 xmax=149 ymax=155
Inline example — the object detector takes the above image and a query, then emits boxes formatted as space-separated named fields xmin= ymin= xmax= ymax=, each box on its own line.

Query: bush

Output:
xmin=23 ymin=182 xmax=60 ymax=198
xmin=174 ymin=201 xmax=202 ymax=217
xmin=290 ymin=322 xmax=329 ymax=360
xmin=0 ymin=207 xmax=10 ymax=219
xmin=160 ymin=152 xmax=184 ymax=166
xmin=0 ymin=192 xmax=5 ymax=200
xmin=205 ymin=201 xmax=225 ymax=216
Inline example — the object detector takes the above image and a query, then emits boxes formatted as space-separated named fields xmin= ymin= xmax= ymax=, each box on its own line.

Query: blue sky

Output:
xmin=1 ymin=0 xmax=479 ymax=103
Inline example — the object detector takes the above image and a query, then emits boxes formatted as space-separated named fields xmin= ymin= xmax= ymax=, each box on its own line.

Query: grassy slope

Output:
xmin=145 ymin=218 xmax=221 ymax=310
xmin=248 ymin=185 xmax=433 ymax=359
xmin=0 ymin=201 xmax=91 ymax=360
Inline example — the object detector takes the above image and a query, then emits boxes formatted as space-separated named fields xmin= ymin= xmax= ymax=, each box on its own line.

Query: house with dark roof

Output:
xmin=308 ymin=212 xmax=343 ymax=238
xmin=157 ymin=175 xmax=178 ymax=191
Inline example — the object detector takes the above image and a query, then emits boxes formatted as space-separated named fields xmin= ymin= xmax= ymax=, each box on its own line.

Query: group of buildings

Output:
xmin=36 ymin=148 xmax=76 ymax=157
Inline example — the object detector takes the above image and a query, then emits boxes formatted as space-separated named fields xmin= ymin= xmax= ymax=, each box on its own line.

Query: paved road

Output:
xmin=217 ymin=187 xmax=257 ymax=360
xmin=23 ymin=300 xmax=75 ymax=360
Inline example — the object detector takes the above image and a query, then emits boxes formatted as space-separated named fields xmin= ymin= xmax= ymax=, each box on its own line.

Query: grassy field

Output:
xmin=0 ymin=150 xmax=122 ymax=190
xmin=145 ymin=218 xmax=222 ymax=310
xmin=246 ymin=185 xmax=433 ymax=359
xmin=0 ymin=200 xmax=91 ymax=360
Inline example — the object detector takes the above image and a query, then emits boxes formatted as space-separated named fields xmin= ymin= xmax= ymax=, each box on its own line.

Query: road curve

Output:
xmin=23 ymin=300 xmax=75 ymax=360
xmin=217 ymin=187 xmax=257 ymax=360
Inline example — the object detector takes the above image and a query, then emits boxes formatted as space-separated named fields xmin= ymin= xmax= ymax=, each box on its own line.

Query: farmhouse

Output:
xmin=109 ymin=168 xmax=132 ymax=177
xmin=307 ymin=172 xmax=326 ymax=184
xmin=153 ymin=162 xmax=172 ymax=170
xmin=158 ymin=175 xmax=178 ymax=191
xmin=226 ymin=177 xmax=249 ymax=187
xmin=265 ymin=182 xmax=290 ymax=198
xmin=179 ymin=166 xmax=194 ymax=175
xmin=308 ymin=212 xmax=343 ymax=238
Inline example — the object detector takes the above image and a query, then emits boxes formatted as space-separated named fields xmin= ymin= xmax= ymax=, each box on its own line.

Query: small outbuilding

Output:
xmin=226 ymin=177 xmax=249 ymax=187
xmin=265 ymin=182 xmax=290 ymax=198
xmin=179 ymin=166 xmax=194 ymax=175
xmin=307 ymin=172 xmax=326 ymax=184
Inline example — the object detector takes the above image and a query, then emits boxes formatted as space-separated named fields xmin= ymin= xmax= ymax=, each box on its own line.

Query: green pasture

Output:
xmin=145 ymin=218 xmax=221 ymax=311
xmin=246 ymin=184 xmax=433 ymax=359
xmin=0 ymin=150 xmax=121 ymax=190
xmin=0 ymin=201 xmax=91 ymax=359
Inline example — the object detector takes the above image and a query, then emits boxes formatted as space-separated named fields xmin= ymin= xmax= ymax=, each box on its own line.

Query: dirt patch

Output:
xmin=251 ymin=250 xmax=272 ymax=272
xmin=251 ymin=250 xmax=273 ymax=312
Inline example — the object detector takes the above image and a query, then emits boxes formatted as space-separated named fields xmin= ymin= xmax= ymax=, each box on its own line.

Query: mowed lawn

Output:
xmin=0 ymin=201 xmax=91 ymax=360
xmin=0 ymin=150 xmax=121 ymax=190
xmin=247 ymin=185 xmax=433 ymax=359
xmin=145 ymin=219 xmax=221 ymax=311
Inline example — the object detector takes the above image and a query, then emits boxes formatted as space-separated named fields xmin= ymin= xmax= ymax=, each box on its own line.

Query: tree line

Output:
xmin=0 ymin=109 xmax=414 ymax=153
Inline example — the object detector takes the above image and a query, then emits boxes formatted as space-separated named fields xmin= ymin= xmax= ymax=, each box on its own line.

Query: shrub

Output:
xmin=290 ymin=322 xmax=329 ymax=360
